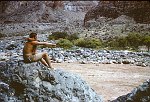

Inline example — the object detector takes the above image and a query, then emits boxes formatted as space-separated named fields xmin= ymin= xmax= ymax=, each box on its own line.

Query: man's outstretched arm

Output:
xmin=32 ymin=41 xmax=56 ymax=47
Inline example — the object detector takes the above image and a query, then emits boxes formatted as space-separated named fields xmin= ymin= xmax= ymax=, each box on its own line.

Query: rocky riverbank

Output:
xmin=0 ymin=35 xmax=150 ymax=67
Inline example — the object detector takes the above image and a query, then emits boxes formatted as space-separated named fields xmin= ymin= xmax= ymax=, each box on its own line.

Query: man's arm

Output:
xmin=32 ymin=41 xmax=56 ymax=46
xmin=45 ymin=43 xmax=56 ymax=47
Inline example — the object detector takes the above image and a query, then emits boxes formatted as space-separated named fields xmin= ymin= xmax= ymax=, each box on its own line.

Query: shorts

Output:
xmin=26 ymin=53 xmax=43 ymax=63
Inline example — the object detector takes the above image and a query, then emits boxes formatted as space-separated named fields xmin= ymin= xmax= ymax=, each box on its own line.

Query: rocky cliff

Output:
xmin=1 ymin=1 xmax=149 ymax=24
xmin=0 ymin=1 xmax=150 ymax=41
xmin=0 ymin=1 xmax=98 ymax=23
xmin=84 ymin=1 xmax=150 ymax=25
xmin=0 ymin=1 xmax=99 ymax=36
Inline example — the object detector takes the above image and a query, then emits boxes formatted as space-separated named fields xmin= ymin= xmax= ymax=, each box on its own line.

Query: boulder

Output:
xmin=111 ymin=79 xmax=150 ymax=102
xmin=0 ymin=60 xmax=103 ymax=102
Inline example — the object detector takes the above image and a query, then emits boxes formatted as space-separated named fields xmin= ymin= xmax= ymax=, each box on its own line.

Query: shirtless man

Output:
xmin=23 ymin=33 xmax=56 ymax=69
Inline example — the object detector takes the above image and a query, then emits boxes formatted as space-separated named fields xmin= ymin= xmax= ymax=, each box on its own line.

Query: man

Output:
xmin=23 ymin=33 xmax=56 ymax=69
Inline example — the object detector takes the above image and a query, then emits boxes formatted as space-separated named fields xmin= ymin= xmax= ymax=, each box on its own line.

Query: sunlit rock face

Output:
xmin=0 ymin=1 xmax=99 ymax=36
xmin=0 ymin=1 xmax=98 ymax=23
xmin=64 ymin=1 xmax=98 ymax=12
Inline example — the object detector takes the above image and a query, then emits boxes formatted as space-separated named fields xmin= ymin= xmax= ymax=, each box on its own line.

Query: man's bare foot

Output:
xmin=48 ymin=66 xmax=54 ymax=70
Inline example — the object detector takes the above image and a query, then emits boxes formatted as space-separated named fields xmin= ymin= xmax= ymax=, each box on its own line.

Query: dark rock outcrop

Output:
xmin=0 ymin=60 xmax=103 ymax=102
xmin=84 ymin=1 xmax=150 ymax=25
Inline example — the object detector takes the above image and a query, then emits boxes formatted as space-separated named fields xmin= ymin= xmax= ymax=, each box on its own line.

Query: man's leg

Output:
xmin=33 ymin=53 xmax=53 ymax=69
xmin=42 ymin=53 xmax=53 ymax=69
xmin=40 ymin=58 xmax=49 ymax=67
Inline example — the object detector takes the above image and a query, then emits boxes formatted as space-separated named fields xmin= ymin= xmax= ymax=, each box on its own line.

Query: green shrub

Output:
xmin=86 ymin=38 xmax=102 ymax=48
xmin=48 ymin=32 xmax=68 ymax=40
xmin=117 ymin=37 xmax=128 ymax=48
xmin=57 ymin=38 xmax=73 ymax=49
xmin=126 ymin=32 xmax=142 ymax=48
xmin=67 ymin=33 xmax=79 ymax=41
xmin=0 ymin=33 xmax=5 ymax=38
xmin=48 ymin=32 xmax=79 ymax=41
xmin=143 ymin=35 xmax=150 ymax=51
xmin=111 ymin=36 xmax=128 ymax=50
xmin=74 ymin=38 xmax=86 ymax=47
xmin=105 ymin=32 xmax=146 ymax=51
xmin=74 ymin=38 xmax=102 ymax=49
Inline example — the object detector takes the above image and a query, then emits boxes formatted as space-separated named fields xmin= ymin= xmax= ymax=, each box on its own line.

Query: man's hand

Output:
xmin=45 ymin=43 xmax=56 ymax=47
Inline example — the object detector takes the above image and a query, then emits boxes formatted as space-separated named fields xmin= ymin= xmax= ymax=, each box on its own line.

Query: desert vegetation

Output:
xmin=105 ymin=32 xmax=150 ymax=51
xmin=48 ymin=31 xmax=102 ymax=49
xmin=47 ymin=31 xmax=150 ymax=51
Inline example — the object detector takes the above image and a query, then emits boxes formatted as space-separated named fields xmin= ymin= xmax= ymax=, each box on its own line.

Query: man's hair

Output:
xmin=29 ymin=33 xmax=37 ymax=38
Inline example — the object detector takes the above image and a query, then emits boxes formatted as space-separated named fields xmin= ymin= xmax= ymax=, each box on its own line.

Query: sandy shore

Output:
xmin=52 ymin=62 xmax=150 ymax=102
